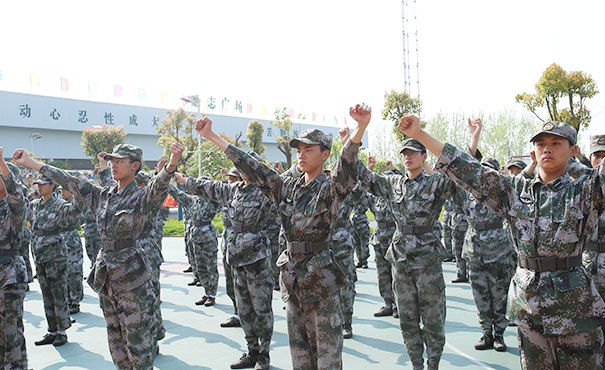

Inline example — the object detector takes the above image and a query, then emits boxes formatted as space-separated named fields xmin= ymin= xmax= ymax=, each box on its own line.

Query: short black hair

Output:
xmin=129 ymin=158 xmax=142 ymax=175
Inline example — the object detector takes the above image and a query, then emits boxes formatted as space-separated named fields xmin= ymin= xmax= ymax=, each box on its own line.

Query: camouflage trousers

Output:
xmin=99 ymin=280 xmax=157 ymax=370
xmin=468 ymin=257 xmax=514 ymax=335
xmin=21 ymin=242 xmax=33 ymax=284
xmin=184 ymin=231 xmax=194 ymax=270
xmin=442 ymin=220 xmax=454 ymax=259
xmin=0 ymin=283 xmax=27 ymax=370
xmin=192 ymin=234 xmax=219 ymax=297
xmin=372 ymin=239 xmax=394 ymax=307
xmin=286 ymin=284 xmax=343 ymax=370
xmin=268 ymin=228 xmax=281 ymax=288
xmin=84 ymin=234 xmax=101 ymax=268
xmin=352 ymin=224 xmax=370 ymax=265
xmin=36 ymin=259 xmax=72 ymax=332
xmin=67 ymin=239 xmax=84 ymax=307
xmin=335 ymin=249 xmax=357 ymax=327
xmin=150 ymin=267 xmax=165 ymax=342
xmin=517 ymin=323 xmax=603 ymax=370
xmin=222 ymin=230 xmax=237 ymax=314
xmin=452 ymin=227 xmax=468 ymax=280
xmin=393 ymin=262 xmax=446 ymax=370
xmin=234 ymin=257 xmax=274 ymax=354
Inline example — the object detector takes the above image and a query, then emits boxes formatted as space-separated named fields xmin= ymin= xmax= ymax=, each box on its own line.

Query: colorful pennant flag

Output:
xmin=161 ymin=91 xmax=169 ymax=105
xmin=30 ymin=72 xmax=40 ymax=87
xmin=88 ymin=82 xmax=97 ymax=96
xmin=138 ymin=88 xmax=147 ymax=100
xmin=261 ymin=104 xmax=268 ymax=115
xmin=60 ymin=77 xmax=69 ymax=91
xmin=114 ymin=84 xmax=123 ymax=97
xmin=247 ymin=103 xmax=253 ymax=113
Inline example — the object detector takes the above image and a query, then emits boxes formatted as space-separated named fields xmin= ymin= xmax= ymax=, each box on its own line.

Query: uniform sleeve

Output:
xmin=567 ymin=158 xmax=593 ymax=179
xmin=98 ymin=168 xmax=117 ymax=187
xmin=433 ymin=143 xmax=512 ymax=217
xmin=357 ymin=159 xmax=400 ymax=202
xmin=59 ymin=198 xmax=86 ymax=230
xmin=330 ymin=139 xmax=362 ymax=202
xmin=2 ymin=172 xmax=26 ymax=229
xmin=185 ymin=176 xmax=232 ymax=207
xmin=168 ymin=183 xmax=193 ymax=209
xmin=40 ymin=164 xmax=103 ymax=213
xmin=141 ymin=167 xmax=172 ymax=214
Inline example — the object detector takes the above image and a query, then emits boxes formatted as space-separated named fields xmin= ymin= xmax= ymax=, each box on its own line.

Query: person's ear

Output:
xmin=321 ymin=149 xmax=331 ymax=161
xmin=570 ymin=145 xmax=579 ymax=158
xmin=422 ymin=152 xmax=428 ymax=161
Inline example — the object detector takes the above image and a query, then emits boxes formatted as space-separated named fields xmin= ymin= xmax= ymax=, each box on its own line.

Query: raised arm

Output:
xmin=98 ymin=168 xmax=117 ymax=187
xmin=168 ymin=183 xmax=194 ymax=209
xmin=468 ymin=118 xmax=482 ymax=158
xmin=175 ymin=172 xmax=233 ymax=207
xmin=0 ymin=148 xmax=26 ymax=227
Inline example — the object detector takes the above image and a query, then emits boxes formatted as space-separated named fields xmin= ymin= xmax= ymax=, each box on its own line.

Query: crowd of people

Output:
xmin=0 ymin=102 xmax=604 ymax=370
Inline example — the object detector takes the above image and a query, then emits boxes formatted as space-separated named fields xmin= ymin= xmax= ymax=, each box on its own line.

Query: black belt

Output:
xmin=232 ymin=224 xmax=258 ymax=234
xmin=586 ymin=241 xmax=605 ymax=253
xmin=518 ymin=255 xmax=582 ymax=272
xmin=102 ymin=239 xmax=136 ymax=252
xmin=470 ymin=220 xmax=503 ymax=231
xmin=194 ymin=221 xmax=212 ymax=227
xmin=287 ymin=241 xmax=329 ymax=254
xmin=398 ymin=224 xmax=432 ymax=235
xmin=0 ymin=248 xmax=18 ymax=257
xmin=223 ymin=220 xmax=232 ymax=227
xmin=377 ymin=221 xmax=396 ymax=229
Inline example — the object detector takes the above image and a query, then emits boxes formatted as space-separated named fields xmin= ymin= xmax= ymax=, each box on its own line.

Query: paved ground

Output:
xmin=25 ymin=237 xmax=521 ymax=369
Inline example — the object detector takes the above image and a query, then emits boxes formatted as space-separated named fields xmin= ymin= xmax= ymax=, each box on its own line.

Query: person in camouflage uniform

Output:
xmin=13 ymin=142 xmax=184 ymax=370
xmin=358 ymin=138 xmax=461 ymax=370
xmin=351 ymin=194 xmax=370 ymax=269
xmin=194 ymin=103 xmax=370 ymax=370
xmin=81 ymin=204 xmax=101 ymax=269
xmin=441 ymin=200 xmax=455 ymax=262
xmin=59 ymin=186 xmax=85 ymax=315
xmin=28 ymin=175 xmax=82 ymax=347
xmin=366 ymin=156 xmax=399 ymax=318
xmin=450 ymin=191 xmax=469 ymax=283
xmin=175 ymin=153 xmax=274 ymax=370
xmin=399 ymin=115 xmax=605 ymax=369
xmin=0 ymin=150 xmax=28 ymax=369
xmin=506 ymin=158 xmax=527 ymax=177
xmin=266 ymin=203 xmax=282 ymax=290
xmin=168 ymin=182 xmax=219 ymax=306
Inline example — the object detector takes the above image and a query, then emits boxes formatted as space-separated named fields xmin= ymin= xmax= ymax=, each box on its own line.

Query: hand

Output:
xmin=0 ymin=146 xmax=4 ymax=160
xmin=220 ymin=168 xmax=228 ymax=177
xmin=12 ymin=149 xmax=29 ymax=165
xmin=368 ymin=155 xmax=376 ymax=171
xmin=92 ymin=167 xmax=100 ymax=176
xmin=468 ymin=118 xmax=482 ymax=137
xmin=397 ymin=115 xmax=422 ymax=138
xmin=349 ymin=103 xmax=372 ymax=128
xmin=339 ymin=127 xmax=350 ymax=145
xmin=529 ymin=149 xmax=536 ymax=164
xmin=195 ymin=117 xmax=213 ymax=138
xmin=97 ymin=151 xmax=108 ymax=163
xmin=169 ymin=142 xmax=186 ymax=166
xmin=174 ymin=172 xmax=187 ymax=184
xmin=273 ymin=161 xmax=284 ymax=174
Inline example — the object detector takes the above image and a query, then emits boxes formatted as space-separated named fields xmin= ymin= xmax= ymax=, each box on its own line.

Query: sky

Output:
xmin=1 ymin=0 xmax=604 ymax=151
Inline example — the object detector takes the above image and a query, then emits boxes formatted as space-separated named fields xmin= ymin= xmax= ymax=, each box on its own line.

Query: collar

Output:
xmin=112 ymin=180 xmax=137 ymax=195
xmin=299 ymin=172 xmax=327 ymax=191
xmin=404 ymin=169 xmax=427 ymax=183
xmin=530 ymin=170 xmax=570 ymax=192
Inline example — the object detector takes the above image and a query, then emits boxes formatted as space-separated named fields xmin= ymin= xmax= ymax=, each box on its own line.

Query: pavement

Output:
xmin=25 ymin=237 xmax=521 ymax=369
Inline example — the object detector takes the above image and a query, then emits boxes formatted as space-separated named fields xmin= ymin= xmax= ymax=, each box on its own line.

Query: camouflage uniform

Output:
xmin=185 ymin=175 xmax=274 ymax=365
xmin=169 ymin=184 xmax=219 ymax=298
xmin=451 ymin=189 xmax=469 ymax=281
xmin=434 ymin=121 xmax=605 ymax=369
xmin=442 ymin=199 xmax=454 ymax=261
xmin=221 ymin=203 xmax=238 ymax=315
xmin=226 ymin=130 xmax=360 ymax=370
xmin=266 ymin=203 xmax=282 ymax=289
xmin=81 ymin=206 xmax=102 ymax=267
xmin=358 ymin=139 xmax=457 ymax=370
xmin=351 ymin=197 xmax=370 ymax=267
xmin=0 ymin=165 xmax=28 ymax=369
xmin=29 ymin=187 xmax=81 ymax=337
xmin=61 ymin=213 xmax=84 ymax=310
xmin=39 ymin=144 xmax=173 ymax=370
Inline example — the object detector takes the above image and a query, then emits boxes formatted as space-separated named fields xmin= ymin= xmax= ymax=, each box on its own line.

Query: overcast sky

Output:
xmin=1 ymin=0 xmax=603 ymax=150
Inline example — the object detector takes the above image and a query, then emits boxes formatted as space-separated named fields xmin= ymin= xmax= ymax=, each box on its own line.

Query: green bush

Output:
xmin=162 ymin=213 xmax=224 ymax=236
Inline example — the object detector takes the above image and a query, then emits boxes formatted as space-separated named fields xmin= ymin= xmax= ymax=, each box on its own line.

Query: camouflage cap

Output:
xmin=590 ymin=135 xmax=605 ymax=155
xmin=324 ymin=163 xmax=335 ymax=173
xmin=530 ymin=121 xmax=577 ymax=145
xmin=226 ymin=167 xmax=241 ymax=178
xmin=399 ymin=138 xmax=426 ymax=154
xmin=104 ymin=144 xmax=143 ymax=162
xmin=506 ymin=158 xmax=527 ymax=170
xmin=289 ymin=129 xmax=332 ymax=151
xmin=248 ymin=151 xmax=264 ymax=163
xmin=135 ymin=171 xmax=152 ymax=184
xmin=33 ymin=175 xmax=54 ymax=185
xmin=480 ymin=157 xmax=501 ymax=171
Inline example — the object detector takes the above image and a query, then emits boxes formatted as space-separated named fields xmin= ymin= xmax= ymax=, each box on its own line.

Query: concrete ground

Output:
xmin=25 ymin=237 xmax=521 ymax=369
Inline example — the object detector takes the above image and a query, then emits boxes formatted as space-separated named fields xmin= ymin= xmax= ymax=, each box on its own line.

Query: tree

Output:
xmin=186 ymin=133 xmax=242 ymax=179
xmin=272 ymin=107 xmax=298 ymax=168
xmin=382 ymin=90 xmax=423 ymax=142
xmin=515 ymin=63 xmax=598 ymax=132
xmin=245 ymin=120 xmax=266 ymax=155
xmin=81 ymin=125 xmax=127 ymax=166
xmin=155 ymin=108 xmax=197 ymax=173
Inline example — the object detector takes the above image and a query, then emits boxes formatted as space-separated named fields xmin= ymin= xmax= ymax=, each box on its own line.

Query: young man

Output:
xmin=59 ymin=186 xmax=85 ymax=315
xmin=194 ymin=104 xmax=370 ymax=369
xmin=398 ymin=116 xmax=605 ymax=369
xmin=506 ymin=159 xmax=527 ymax=176
xmin=13 ymin=142 xmax=184 ymax=370
xmin=0 ymin=148 xmax=28 ymax=369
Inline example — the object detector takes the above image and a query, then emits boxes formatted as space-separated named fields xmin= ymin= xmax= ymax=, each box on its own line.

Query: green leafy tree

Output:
xmin=81 ymin=125 xmax=127 ymax=166
xmin=245 ymin=120 xmax=266 ymax=155
xmin=272 ymin=107 xmax=298 ymax=168
xmin=516 ymin=63 xmax=598 ymax=132
xmin=186 ymin=133 xmax=242 ymax=179
xmin=155 ymin=108 xmax=198 ymax=173
xmin=382 ymin=90 xmax=423 ymax=142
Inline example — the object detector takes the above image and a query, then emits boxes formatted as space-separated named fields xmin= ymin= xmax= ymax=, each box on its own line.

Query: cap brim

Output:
xmin=33 ymin=180 xmax=52 ymax=185
xmin=399 ymin=146 xmax=423 ymax=154
xmin=104 ymin=153 xmax=130 ymax=160
xmin=226 ymin=172 xmax=241 ymax=177
xmin=590 ymin=145 xmax=605 ymax=155
xmin=289 ymin=138 xmax=320 ymax=148
xmin=530 ymin=131 xmax=572 ymax=144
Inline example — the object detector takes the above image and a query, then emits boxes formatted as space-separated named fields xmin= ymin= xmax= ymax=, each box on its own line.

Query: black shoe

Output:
xmin=183 ymin=266 xmax=193 ymax=273
xmin=342 ymin=324 xmax=353 ymax=339
xmin=154 ymin=345 xmax=160 ymax=357
xmin=231 ymin=351 xmax=259 ymax=369
xmin=254 ymin=352 xmax=270 ymax=370
xmin=69 ymin=305 xmax=80 ymax=314
xmin=493 ymin=335 xmax=507 ymax=352
xmin=25 ymin=284 xmax=30 ymax=292
xmin=53 ymin=333 xmax=68 ymax=347
xmin=374 ymin=306 xmax=393 ymax=317
xmin=451 ymin=277 xmax=469 ymax=283
xmin=362 ymin=263 xmax=368 ymax=269
xmin=70 ymin=317 xmax=76 ymax=323
xmin=195 ymin=296 xmax=209 ymax=306
xmin=273 ymin=283 xmax=280 ymax=291
xmin=188 ymin=279 xmax=199 ymax=286
xmin=35 ymin=333 xmax=56 ymax=346
xmin=474 ymin=334 xmax=494 ymax=350
xmin=221 ymin=316 xmax=241 ymax=328
xmin=443 ymin=257 xmax=455 ymax=262
xmin=355 ymin=262 xmax=363 ymax=268
xmin=196 ymin=281 xmax=203 ymax=287
xmin=508 ymin=322 xmax=517 ymax=327
xmin=204 ymin=297 xmax=216 ymax=307
xmin=393 ymin=306 xmax=399 ymax=318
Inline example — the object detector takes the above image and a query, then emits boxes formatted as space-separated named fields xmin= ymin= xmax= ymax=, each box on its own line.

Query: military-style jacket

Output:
xmin=39 ymin=165 xmax=173 ymax=293
xmin=185 ymin=177 xmax=271 ymax=267
xmin=0 ymin=171 xmax=28 ymax=287
xmin=435 ymin=143 xmax=605 ymax=335
xmin=224 ymin=139 xmax=361 ymax=302
xmin=169 ymin=184 xmax=218 ymax=244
